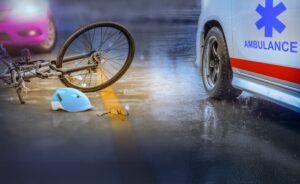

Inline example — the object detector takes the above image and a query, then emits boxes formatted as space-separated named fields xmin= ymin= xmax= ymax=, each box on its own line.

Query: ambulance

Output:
xmin=196 ymin=0 xmax=300 ymax=113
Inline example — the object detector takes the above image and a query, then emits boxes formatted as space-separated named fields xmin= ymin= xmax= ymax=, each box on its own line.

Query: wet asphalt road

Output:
xmin=1 ymin=1 xmax=300 ymax=184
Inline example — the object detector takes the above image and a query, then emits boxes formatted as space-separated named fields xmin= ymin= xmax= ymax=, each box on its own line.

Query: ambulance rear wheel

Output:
xmin=202 ymin=27 xmax=242 ymax=100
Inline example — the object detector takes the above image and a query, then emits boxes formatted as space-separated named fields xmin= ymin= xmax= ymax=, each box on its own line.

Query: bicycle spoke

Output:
xmin=105 ymin=61 xmax=120 ymax=72
xmin=103 ymin=42 xmax=128 ymax=53
xmin=91 ymin=28 xmax=96 ymax=48
xmin=97 ymin=29 xmax=120 ymax=51
xmin=102 ymin=32 xmax=124 ymax=52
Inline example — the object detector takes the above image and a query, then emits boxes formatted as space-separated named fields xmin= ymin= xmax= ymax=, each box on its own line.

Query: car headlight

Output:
xmin=9 ymin=0 xmax=48 ymax=20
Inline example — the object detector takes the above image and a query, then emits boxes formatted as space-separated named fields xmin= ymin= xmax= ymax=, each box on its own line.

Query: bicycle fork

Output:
xmin=11 ymin=66 xmax=25 ymax=104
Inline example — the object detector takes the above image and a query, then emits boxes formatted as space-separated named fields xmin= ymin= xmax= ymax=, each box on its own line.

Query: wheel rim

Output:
xmin=60 ymin=24 xmax=131 ymax=90
xmin=203 ymin=36 xmax=221 ymax=90
xmin=40 ymin=18 xmax=56 ymax=50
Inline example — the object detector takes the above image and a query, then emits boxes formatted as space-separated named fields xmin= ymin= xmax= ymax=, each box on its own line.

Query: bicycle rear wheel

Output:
xmin=56 ymin=22 xmax=135 ymax=92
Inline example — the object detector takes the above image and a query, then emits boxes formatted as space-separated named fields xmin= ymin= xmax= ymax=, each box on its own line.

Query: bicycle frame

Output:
xmin=0 ymin=49 xmax=98 ymax=104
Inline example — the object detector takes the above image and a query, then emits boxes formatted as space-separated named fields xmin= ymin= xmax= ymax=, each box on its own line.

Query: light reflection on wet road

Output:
xmin=0 ymin=6 xmax=300 ymax=184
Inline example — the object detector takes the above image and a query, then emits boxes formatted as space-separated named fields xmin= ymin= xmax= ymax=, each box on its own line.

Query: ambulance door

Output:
xmin=231 ymin=0 xmax=300 ymax=88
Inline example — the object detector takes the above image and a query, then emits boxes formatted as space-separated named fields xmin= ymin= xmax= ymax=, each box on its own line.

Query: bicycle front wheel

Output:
xmin=56 ymin=22 xmax=135 ymax=92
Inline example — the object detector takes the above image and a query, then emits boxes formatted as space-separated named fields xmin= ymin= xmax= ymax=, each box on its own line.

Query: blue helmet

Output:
xmin=51 ymin=88 xmax=93 ymax=112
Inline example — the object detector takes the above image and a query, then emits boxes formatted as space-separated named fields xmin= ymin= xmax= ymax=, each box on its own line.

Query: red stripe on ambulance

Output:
xmin=230 ymin=58 xmax=300 ymax=84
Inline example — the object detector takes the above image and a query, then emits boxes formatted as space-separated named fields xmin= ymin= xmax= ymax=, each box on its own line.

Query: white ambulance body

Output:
xmin=196 ymin=0 xmax=300 ymax=112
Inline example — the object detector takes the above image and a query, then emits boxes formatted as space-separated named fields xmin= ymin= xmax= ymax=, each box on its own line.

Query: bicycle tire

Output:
xmin=56 ymin=22 xmax=135 ymax=92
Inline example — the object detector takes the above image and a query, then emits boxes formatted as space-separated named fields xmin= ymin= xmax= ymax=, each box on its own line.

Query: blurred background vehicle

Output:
xmin=0 ymin=0 xmax=56 ymax=53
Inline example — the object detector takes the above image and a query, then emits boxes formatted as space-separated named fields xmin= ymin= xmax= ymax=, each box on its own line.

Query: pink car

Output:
xmin=0 ymin=0 xmax=56 ymax=52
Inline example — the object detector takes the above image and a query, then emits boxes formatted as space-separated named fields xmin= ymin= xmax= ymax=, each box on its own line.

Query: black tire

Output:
xmin=34 ymin=17 xmax=57 ymax=53
xmin=201 ymin=27 xmax=242 ymax=100
xmin=56 ymin=22 xmax=135 ymax=92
